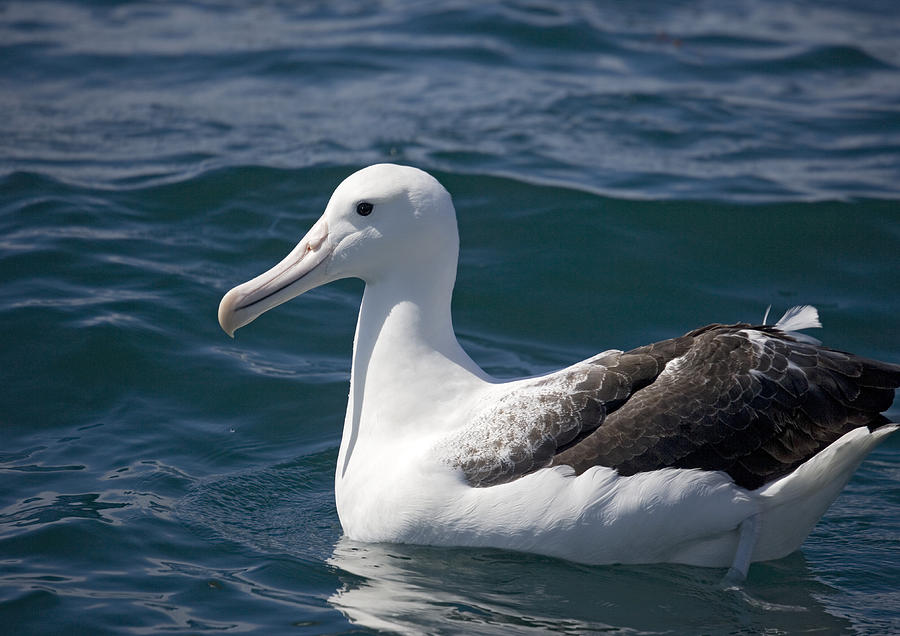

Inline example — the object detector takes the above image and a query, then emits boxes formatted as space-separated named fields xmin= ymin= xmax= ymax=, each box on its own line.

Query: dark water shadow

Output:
xmin=176 ymin=450 xmax=342 ymax=564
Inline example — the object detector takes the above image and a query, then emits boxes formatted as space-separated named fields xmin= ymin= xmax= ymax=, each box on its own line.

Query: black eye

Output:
xmin=356 ymin=201 xmax=374 ymax=216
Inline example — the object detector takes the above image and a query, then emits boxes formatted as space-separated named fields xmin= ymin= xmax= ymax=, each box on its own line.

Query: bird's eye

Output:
xmin=356 ymin=201 xmax=374 ymax=217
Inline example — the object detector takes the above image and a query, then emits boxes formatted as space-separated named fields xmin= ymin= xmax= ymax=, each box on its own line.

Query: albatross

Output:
xmin=218 ymin=164 xmax=899 ymax=578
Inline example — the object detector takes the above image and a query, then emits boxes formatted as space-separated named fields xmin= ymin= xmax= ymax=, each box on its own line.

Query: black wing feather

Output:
xmin=550 ymin=324 xmax=900 ymax=490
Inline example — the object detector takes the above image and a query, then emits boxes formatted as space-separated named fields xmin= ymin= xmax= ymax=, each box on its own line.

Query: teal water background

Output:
xmin=2 ymin=1 xmax=899 ymax=633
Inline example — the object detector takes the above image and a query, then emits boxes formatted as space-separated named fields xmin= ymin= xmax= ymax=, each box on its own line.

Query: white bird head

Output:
xmin=218 ymin=163 xmax=459 ymax=337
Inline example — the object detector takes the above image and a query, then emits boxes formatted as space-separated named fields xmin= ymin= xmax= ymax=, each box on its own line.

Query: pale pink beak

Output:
xmin=218 ymin=216 xmax=331 ymax=337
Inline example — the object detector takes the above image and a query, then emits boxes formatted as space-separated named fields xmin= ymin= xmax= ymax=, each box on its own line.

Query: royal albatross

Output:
xmin=218 ymin=164 xmax=899 ymax=578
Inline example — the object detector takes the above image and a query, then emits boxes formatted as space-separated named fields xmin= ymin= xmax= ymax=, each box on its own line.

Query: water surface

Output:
xmin=1 ymin=1 xmax=899 ymax=633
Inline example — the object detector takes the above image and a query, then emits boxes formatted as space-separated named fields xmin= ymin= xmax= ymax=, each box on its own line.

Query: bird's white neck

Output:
xmin=336 ymin=269 xmax=490 ymax=481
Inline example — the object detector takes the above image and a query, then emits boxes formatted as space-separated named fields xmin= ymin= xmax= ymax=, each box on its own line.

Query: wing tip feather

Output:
xmin=775 ymin=305 xmax=822 ymax=332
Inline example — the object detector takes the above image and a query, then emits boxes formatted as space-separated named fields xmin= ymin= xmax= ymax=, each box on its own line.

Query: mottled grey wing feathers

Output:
xmin=446 ymin=345 xmax=690 ymax=488
xmin=441 ymin=361 xmax=611 ymax=488
xmin=453 ymin=322 xmax=900 ymax=490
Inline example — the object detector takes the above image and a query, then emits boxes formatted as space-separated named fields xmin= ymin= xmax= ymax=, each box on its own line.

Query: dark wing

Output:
xmin=442 ymin=322 xmax=900 ymax=490
xmin=551 ymin=324 xmax=900 ymax=490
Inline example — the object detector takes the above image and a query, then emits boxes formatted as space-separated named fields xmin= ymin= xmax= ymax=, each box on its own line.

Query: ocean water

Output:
xmin=2 ymin=1 xmax=899 ymax=633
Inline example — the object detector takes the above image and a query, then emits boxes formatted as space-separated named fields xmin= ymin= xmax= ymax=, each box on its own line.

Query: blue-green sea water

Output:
xmin=2 ymin=1 xmax=899 ymax=633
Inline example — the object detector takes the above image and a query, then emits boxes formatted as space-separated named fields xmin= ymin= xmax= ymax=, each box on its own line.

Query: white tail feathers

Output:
xmin=774 ymin=305 xmax=822 ymax=332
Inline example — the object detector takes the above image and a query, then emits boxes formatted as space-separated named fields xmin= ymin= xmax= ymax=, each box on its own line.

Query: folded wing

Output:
xmin=441 ymin=316 xmax=900 ymax=490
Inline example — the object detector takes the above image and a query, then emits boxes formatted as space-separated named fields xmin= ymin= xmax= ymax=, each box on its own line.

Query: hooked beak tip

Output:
xmin=218 ymin=288 xmax=240 ymax=338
